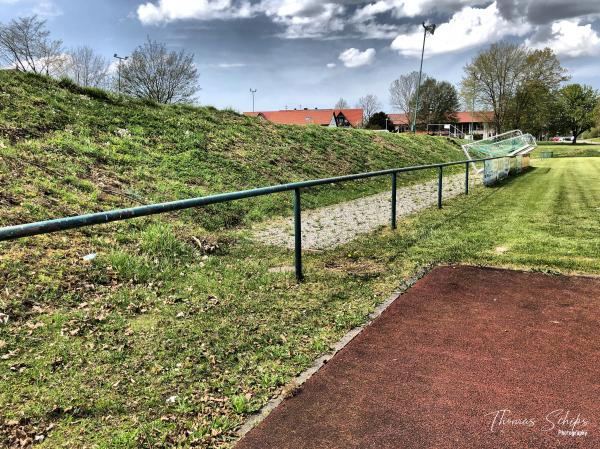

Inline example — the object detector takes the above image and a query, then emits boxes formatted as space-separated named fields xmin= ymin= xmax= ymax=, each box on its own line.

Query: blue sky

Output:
xmin=2 ymin=0 xmax=600 ymax=112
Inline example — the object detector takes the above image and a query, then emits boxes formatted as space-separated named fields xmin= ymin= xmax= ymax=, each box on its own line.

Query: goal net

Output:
xmin=462 ymin=130 xmax=537 ymax=186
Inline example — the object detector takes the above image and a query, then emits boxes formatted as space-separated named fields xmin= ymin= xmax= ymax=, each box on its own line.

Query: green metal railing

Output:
xmin=0 ymin=155 xmax=518 ymax=281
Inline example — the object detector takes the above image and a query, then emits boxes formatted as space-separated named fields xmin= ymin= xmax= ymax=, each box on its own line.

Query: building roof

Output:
xmin=388 ymin=111 xmax=494 ymax=126
xmin=454 ymin=111 xmax=494 ymax=123
xmin=388 ymin=114 xmax=409 ymax=126
xmin=244 ymin=109 xmax=364 ymax=127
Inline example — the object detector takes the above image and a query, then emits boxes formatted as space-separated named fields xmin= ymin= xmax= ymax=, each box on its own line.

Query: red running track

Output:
xmin=237 ymin=266 xmax=600 ymax=449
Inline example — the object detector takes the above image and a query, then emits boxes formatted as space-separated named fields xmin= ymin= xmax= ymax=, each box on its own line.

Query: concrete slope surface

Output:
xmin=253 ymin=174 xmax=473 ymax=250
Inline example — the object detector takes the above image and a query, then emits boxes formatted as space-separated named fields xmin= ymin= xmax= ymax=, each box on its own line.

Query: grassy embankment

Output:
xmin=1 ymin=71 xmax=599 ymax=448
xmin=0 ymin=70 xmax=467 ymax=231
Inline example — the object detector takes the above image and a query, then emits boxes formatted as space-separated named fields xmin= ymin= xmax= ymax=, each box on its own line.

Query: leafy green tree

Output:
xmin=551 ymin=84 xmax=600 ymax=144
xmin=507 ymin=48 xmax=569 ymax=137
xmin=366 ymin=111 xmax=391 ymax=130
xmin=415 ymin=79 xmax=460 ymax=127
xmin=462 ymin=43 xmax=568 ymax=134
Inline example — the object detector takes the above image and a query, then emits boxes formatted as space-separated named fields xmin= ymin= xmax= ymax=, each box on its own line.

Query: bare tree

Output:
xmin=389 ymin=71 xmax=428 ymax=127
xmin=335 ymin=98 xmax=349 ymax=109
xmin=462 ymin=42 xmax=528 ymax=134
xmin=356 ymin=94 xmax=381 ymax=126
xmin=120 ymin=38 xmax=199 ymax=104
xmin=63 ymin=46 xmax=110 ymax=88
xmin=0 ymin=15 xmax=63 ymax=75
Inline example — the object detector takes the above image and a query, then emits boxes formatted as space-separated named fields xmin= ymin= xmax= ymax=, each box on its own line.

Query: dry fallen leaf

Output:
xmin=1 ymin=349 xmax=18 ymax=360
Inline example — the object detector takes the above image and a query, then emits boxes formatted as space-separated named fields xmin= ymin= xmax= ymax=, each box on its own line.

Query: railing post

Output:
xmin=294 ymin=188 xmax=303 ymax=282
xmin=391 ymin=172 xmax=397 ymax=230
xmin=465 ymin=161 xmax=470 ymax=195
xmin=438 ymin=166 xmax=443 ymax=209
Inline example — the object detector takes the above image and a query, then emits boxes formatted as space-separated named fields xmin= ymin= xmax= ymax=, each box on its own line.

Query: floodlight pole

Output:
xmin=113 ymin=54 xmax=129 ymax=93
xmin=412 ymin=22 xmax=436 ymax=133
xmin=250 ymin=89 xmax=257 ymax=112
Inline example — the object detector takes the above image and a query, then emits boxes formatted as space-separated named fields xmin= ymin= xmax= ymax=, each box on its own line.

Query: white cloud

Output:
xmin=137 ymin=0 xmax=254 ymax=24
xmin=135 ymin=0 xmax=600 ymax=59
xmin=211 ymin=62 xmax=247 ymax=68
xmin=391 ymin=2 xmax=531 ymax=57
xmin=354 ymin=21 xmax=403 ymax=39
xmin=525 ymin=19 xmax=600 ymax=57
xmin=353 ymin=0 xmax=489 ymax=21
xmin=326 ymin=62 xmax=336 ymax=68
xmin=338 ymin=47 xmax=376 ymax=68
xmin=258 ymin=0 xmax=346 ymax=38
xmin=32 ymin=0 xmax=62 ymax=17
xmin=137 ymin=0 xmax=346 ymax=38
xmin=353 ymin=1 xmax=392 ymax=22
xmin=0 ymin=0 xmax=63 ymax=16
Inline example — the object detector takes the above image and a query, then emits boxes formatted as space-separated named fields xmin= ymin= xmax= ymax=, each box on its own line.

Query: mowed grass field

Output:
xmin=1 ymin=155 xmax=599 ymax=448
xmin=532 ymin=141 xmax=600 ymax=158
xmin=351 ymin=157 xmax=600 ymax=276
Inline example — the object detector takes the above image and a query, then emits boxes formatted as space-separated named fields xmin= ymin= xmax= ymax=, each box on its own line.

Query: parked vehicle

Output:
xmin=551 ymin=136 xmax=574 ymax=142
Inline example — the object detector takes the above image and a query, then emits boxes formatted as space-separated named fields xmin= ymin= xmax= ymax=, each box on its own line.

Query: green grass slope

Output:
xmin=0 ymin=70 xmax=465 ymax=230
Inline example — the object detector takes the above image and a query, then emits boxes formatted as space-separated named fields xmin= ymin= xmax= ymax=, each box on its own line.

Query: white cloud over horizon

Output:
xmin=525 ymin=19 xmax=600 ymax=57
xmin=338 ymin=47 xmax=376 ymax=67
xmin=208 ymin=62 xmax=246 ymax=68
xmin=2 ymin=0 xmax=600 ymax=111
xmin=0 ymin=0 xmax=62 ymax=17
xmin=133 ymin=0 xmax=600 ymax=75
xmin=391 ymin=2 xmax=531 ymax=57
xmin=137 ymin=0 xmax=255 ymax=24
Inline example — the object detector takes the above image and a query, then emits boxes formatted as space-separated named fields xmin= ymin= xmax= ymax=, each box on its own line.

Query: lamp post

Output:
xmin=385 ymin=117 xmax=389 ymax=131
xmin=250 ymin=88 xmax=257 ymax=112
xmin=411 ymin=22 xmax=436 ymax=133
xmin=113 ymin=54 xmax=128 ymax=93
xmin=428 ymin=105 xmax=433 ymax=134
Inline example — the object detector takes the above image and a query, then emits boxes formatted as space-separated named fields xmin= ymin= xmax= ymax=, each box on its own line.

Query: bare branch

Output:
xmin=389 ymin=71 xmax=429 ymax=127
xmin=62 ymin=46 xmax=110 ymax=88
xmin=356 ymin=94 xmax=381 ymax=126
xmin=0 ymin=15 xmax=62 ymax=75
xmin=120 ymin=38 xmax=199 ymax=104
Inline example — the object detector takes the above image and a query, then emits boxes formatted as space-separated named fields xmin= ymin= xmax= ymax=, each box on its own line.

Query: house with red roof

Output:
xmin=388 ymin=111 xmax=495 ymax=139
xmin=244 ymin=108 xmax=364 ymax=128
